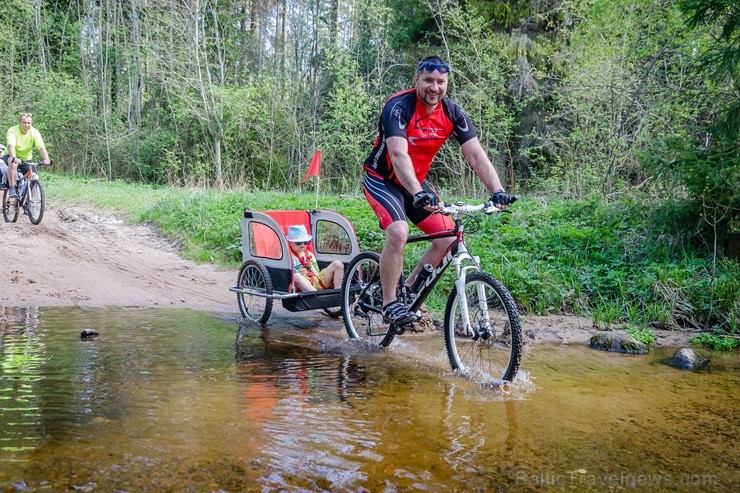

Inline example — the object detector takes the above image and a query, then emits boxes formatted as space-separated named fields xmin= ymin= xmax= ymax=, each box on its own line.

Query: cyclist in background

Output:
xmin=3 ymin=113 xmax=51 ymax=200
xmin=362 ymin=55 xmax=516 ymax=325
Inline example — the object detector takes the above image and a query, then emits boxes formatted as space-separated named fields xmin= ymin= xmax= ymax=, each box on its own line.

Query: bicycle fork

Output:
xmin=453 ymin=254 xmax=491 ymax=340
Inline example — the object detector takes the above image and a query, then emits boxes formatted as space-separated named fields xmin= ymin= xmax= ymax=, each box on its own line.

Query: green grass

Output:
xmin=625 ymin=325 xmax=658 ymax=347
xmin=44 ymin=172 xmax=739 ymax=350
xmin=690 ymin=332 xmax=740 ymax=352
xmin=45 ymin=173 xmax=169 ymax=216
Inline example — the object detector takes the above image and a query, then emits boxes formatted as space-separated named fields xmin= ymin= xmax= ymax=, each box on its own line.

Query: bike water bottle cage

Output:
xmin=410 ymin=264 xmax=434 ymax=293
xmin=417 ymin=61 xmax=451 ymax=73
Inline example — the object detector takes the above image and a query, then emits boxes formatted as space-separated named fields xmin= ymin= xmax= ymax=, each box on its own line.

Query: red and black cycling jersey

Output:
xmin=364 ymin=88 xmax=478 ymax=184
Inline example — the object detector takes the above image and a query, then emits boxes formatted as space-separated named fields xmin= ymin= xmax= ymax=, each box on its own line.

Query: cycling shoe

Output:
xmin=382 ymin=301 xmax=419 ymax=325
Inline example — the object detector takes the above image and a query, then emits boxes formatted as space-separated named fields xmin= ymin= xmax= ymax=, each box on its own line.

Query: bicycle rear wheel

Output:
xmin=236 ymin=260 xmax=273 ymax=325
xmin=341 ymin=252 xmax=395 ymax=348
xmin=3 ymin=189 xmax=19 ymax=223
xmin=443 ymin=271 xmax=522 ymax=384
xmin=26 ymin=180 xmax=45 ymax=225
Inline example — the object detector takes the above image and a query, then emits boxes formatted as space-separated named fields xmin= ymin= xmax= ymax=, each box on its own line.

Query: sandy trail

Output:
xmin=1 ymin=203 xmax=237 ymax=312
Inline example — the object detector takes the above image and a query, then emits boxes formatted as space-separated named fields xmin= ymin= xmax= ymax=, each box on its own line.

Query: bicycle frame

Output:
xmin=16 ymin=168 xmax=39 ymax=208
xmin=399 ymin=203 xmax=501 ymax=336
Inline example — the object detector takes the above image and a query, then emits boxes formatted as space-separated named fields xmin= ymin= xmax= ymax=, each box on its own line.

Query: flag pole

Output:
xmin=302 ymin=149 xmax=322 ymax=207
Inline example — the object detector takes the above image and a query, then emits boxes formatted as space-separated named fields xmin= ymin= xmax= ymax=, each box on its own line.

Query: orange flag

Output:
xmin=302 ymin=149 xmax=322 ymax=184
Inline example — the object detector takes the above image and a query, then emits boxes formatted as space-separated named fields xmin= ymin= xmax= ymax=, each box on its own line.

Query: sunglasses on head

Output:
xmin=417 ymin=61 xmax=451 ymax=73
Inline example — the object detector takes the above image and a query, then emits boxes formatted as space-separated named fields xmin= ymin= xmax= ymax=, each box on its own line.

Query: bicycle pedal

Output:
xmin=390 ymin=314 xmax=420 ymax=334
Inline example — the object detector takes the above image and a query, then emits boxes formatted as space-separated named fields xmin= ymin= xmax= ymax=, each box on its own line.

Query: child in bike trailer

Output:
xmin=286 ymin=225 xmax=345 ymax=293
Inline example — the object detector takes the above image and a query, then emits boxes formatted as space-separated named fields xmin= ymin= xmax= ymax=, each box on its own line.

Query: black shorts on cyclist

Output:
xmin=362 ymin=171 xmax=453 ymax=233
xmin=18 ymin=162 xmax=37 ymax=177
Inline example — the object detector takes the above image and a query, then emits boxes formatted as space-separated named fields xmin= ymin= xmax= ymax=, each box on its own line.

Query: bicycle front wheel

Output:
xmin=3 ymin=189 xmax=19 ymax=223
xmin=341 ymin=252 xmax=395 ymax=348
xmin=27 ymin=180 xmax=45 ymax=225
xmin=444 ymin=271 xmax=522 ymax=383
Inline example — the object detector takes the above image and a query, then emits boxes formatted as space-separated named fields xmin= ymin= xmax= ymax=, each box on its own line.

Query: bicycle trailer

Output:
xmin=229 ymin=208 xmax=360 ymax=324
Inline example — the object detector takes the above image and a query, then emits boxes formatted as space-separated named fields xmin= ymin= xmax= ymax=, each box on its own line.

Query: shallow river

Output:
xmin=0 ymin=307 xmax=737 ymax=492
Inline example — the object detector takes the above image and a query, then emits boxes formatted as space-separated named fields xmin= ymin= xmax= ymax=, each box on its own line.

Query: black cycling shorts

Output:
xmin=362 ymin=172 xmax=453 ymax=233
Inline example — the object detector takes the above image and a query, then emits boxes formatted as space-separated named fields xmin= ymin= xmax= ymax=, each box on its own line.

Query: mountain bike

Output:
xmin=3 ymin=160 xmax=49 ymax=225
xmin=340 ymin=200 xmax=522 ymax=384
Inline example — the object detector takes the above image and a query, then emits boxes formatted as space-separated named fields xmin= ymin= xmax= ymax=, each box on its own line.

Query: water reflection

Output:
xmin=0 ymin=307 xmax=737 ymax=492
xmin=0 ymin=308 xmax=45 ymax=458
xmin=234 ymin=324 xmax=379 ymax=489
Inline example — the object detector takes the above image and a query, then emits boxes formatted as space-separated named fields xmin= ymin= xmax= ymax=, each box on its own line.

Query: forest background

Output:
xmin=0 ymin=0 xmax=737 ymax=345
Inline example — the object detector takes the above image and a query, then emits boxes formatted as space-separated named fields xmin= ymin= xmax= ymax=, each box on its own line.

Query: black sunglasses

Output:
xmin=293 ymin=241 xmax=311 ymax=246
xmin=417 ymin=61 xmax=451 ymax=73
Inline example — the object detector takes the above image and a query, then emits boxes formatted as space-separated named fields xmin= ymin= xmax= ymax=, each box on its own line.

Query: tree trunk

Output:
xmin=330 ymin=0 xmax=339 ymax=47
xmin=215 ymin=136 xmax=223 ymax=189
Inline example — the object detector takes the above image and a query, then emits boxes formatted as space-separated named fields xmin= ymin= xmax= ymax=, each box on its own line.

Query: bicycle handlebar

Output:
xmin=439 ymin=195 xmax=520 ymax=216
xmin=21 ymin=159 xmax=53 ymax=167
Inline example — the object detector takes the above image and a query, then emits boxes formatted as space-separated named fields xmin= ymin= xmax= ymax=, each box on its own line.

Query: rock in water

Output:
xmin=589 ymin=331 xmax=648 ymax=354
xmin=81 ymin=329 xmax=100 ymax=339
xmin=668 ymin=348 xmax=707 ymax=370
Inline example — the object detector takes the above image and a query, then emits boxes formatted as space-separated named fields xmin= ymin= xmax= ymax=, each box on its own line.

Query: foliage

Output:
xmin=0 ymin=0 xmax=734 ymax=205
xmin=548 ymin=0 xmax=712 ymax=197
xmin=625 ymin=325 xmax=657 ymax=347
xmin=679 ymin=0 xmax=740 ymax=139
xmin=635 ymin=0 xmax=740 ymax=257
xmin=320 ymin=50 xmax=375 ymax=191
xmin=690 ymin=331 xmax=739 ymax=352
xmin=640 ymin=134 xmax=740 ymax=244
xmin=1 ymin=71 xmax=93 ymax=169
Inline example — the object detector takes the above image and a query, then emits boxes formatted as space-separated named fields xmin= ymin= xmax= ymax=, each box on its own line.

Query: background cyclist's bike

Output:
xmin=3 ymin=160 xmax=49 ymax=224
xmin=340 ymin=199 xmax=522 ymax=385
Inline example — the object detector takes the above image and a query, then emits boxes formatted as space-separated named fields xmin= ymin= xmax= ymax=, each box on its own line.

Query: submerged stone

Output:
xmin=667 ymin=348 xmax=708 ymax=370
xmin=589 ymin=330 xmax=648 ymax=354
xmin=80 ymin=328 xmax=100 ymax=339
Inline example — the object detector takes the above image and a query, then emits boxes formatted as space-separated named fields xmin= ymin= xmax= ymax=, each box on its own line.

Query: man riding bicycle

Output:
xmin=2 ymin=113 xmax=51 ymax=200
xmin=362 ymin=55 xmax=516 ymax=325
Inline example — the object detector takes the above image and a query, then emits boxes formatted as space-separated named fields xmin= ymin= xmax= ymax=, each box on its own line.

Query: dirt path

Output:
xmin=0 ymin=202 xmax=694 ymax=347
xmin=1 ymin=203 xmax=237 ymax=313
